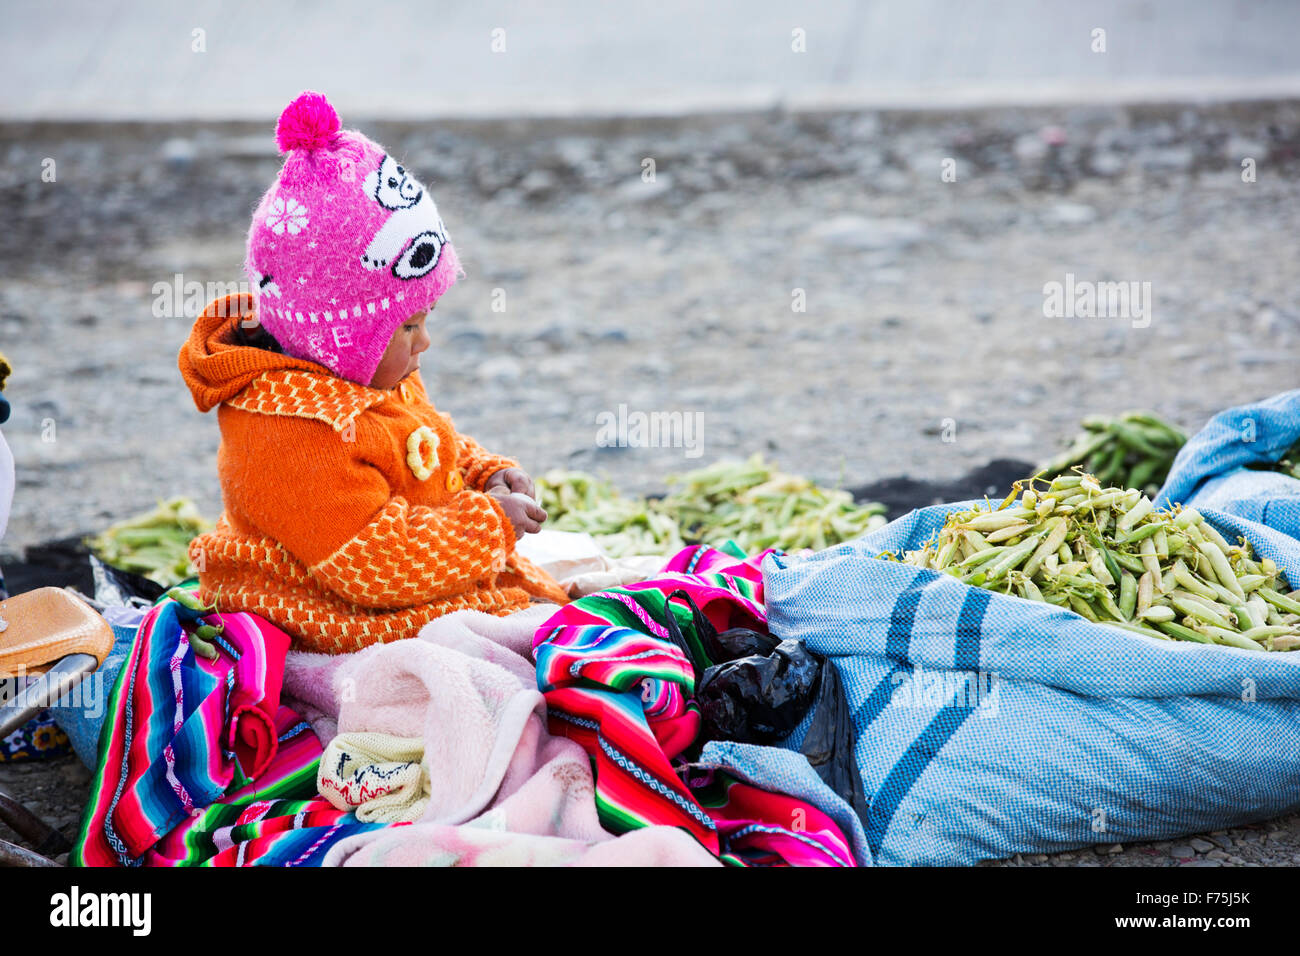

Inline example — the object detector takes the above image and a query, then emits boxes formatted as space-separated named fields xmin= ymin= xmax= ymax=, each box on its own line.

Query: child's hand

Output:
xmin=484 ymin=467 xmax=536 ymax=500
xmin=487 ymin=487 xmax=547 ymax=539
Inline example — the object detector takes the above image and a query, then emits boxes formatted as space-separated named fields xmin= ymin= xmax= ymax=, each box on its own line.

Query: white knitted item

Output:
xmin=317 ymin=731 xmax=431 ymax=824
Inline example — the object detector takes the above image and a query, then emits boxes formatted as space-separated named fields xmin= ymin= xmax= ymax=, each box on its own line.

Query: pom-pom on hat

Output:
xmin=274 ymin=90 xmax=340 ymax=152
xmin=244 ymin=90 xmax=464 ymax=386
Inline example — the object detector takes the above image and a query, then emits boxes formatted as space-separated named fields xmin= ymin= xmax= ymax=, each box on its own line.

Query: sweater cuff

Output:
xmin=466 ymin=456 xmax=519 ymax=492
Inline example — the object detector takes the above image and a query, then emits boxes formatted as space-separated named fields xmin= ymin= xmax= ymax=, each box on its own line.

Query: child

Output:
xmin=178 ymin=91 xmax=569 ymax=654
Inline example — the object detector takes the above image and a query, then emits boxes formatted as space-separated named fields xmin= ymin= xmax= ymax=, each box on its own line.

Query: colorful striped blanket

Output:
xmin=74 ymin=591 xmax=385 ymax=866
xmin=534 ymin=544 xmax=857 ymax=866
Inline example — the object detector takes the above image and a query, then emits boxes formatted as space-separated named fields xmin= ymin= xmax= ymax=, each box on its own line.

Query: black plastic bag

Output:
xmin=696 ymin=636 xmax=820 ymax=744
xmin=797 ymin=658 xmax=869 ymax=829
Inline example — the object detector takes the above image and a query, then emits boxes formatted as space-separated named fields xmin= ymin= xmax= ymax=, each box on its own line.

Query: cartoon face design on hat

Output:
xmin=368 ymin=155 xmax=423 ymax=210
xmin=360 ymin=154 xmax=449 ymax=280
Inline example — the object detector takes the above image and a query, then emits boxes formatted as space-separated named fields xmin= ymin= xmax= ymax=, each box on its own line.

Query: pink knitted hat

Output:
xmin=244 ymin=91 xmax=464 ymax=385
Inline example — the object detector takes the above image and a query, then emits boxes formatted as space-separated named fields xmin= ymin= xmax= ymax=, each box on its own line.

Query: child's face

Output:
xmin=368 ymin=308 xmax=431 ymax=390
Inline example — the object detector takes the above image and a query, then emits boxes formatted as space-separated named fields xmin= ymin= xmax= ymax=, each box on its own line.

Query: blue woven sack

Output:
xmin=760 ymin=499 xmax=1300 ymax=866
xmin=1155 ymin=388 xmax=1300 ymax=536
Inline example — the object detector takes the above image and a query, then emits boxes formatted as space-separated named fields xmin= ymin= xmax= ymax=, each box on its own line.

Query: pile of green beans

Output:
xmin=536 ymin=470 xmax=687 ymax=557
xmin=536 ymin=455 xmax=887 ymax=557
xmin=1038 ymin=412 xmax=1186 ymax=497
xmin=662 ymin=456 xmax=887 ymax=553
xmin=84 ymin=497 xmax=214 ymax=587
xmin=894 ymin=473 xmax=1300 ymax=652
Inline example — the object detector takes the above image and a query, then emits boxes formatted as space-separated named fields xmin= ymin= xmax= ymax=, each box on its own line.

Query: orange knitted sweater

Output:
xmin=178 ymin=294 xmax=569 ymax=654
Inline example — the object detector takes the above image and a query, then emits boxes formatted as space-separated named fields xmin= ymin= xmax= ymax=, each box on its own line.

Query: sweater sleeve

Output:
xmin=224 ymin=411 xmax=516 ymax=609
xmin=311 ymin=492 xmax=516 ymax=608
xmin=456 ymin=432 xmax=519 ymax=491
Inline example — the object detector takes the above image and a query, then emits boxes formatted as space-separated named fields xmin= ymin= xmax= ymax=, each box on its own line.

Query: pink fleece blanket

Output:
xmin=281 ymin=606 xmax=718 ymax=867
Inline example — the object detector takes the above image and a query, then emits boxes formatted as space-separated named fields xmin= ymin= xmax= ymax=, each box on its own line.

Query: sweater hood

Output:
xmin=179 ymin=294 xmax=337 ymax=412
xmin=180 ymin=294 xmax=432 ymax=432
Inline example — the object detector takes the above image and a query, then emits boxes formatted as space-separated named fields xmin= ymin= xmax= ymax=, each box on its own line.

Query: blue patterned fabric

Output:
xmin=758 ymin=500 xmax=1300 ymax=866
xmin=700 ymin=738 xmax=872 ymax=865
xmin=1154 ymin=389 xmax=1300 ymax=538
xmin=47 ymin=620 xmax=142 ymax=770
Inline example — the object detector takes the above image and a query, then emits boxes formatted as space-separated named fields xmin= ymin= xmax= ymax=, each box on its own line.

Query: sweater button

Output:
xmin=446 ymin=469 xmax=464 ymax=493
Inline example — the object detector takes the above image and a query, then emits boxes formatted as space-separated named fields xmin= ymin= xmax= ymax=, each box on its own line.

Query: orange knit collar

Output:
xmin=225 ymin=368 xmax=425 ymax=433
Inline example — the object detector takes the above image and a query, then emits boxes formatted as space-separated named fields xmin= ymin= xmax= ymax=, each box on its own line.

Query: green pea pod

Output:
xmin=1096 ymin=441 xmax=1127 ymax=486
xmin=958 ymin=547 xmax=1006 ymax=572
xmin=1111 ymin=422 xmax=1169 ymax=459
xmin=1125 ymin=456 xmax=1160 ymax=493
xmin=982 ymin=535 xmax=1044 ymax=584
xmin=1021 ymin=536 xmax=1059 ymax=580
xmin=187 ymin=632 xmax=220 ymax=661
xmin=1236 ymin=574 xmax=1267 ymax=593
xmin=1169 ymin=595 xmax=1235 ymax=630
xmin=1020 ymin=576 xmax=1046 ymax=603
xmin=1068 ymin=594 xmax=1100 ymax=622
xmin=1041 ymin=432 xmax=1112 ymax=476
xmin=1118 ymin=496 xmax=1155 ymax=532
xmin=1118 ymin=572 xmax=1137 ymax=620
xmin=1138 ymin=605 xmax=1176 ymax=623
xmin=1242 ymin=624 xmax=1299 ymax=641
xmin=1156 ymin=621 xmax=1215 ymax=644
xmin=1197 ymin=625 xmax=1266 ymax=651
xmin=1120 ymin=412 xmax=1187 ymax=443
xmin=1195 ymin=540 xmax=1245 ymax=600
xmin=1231 ymin=603 xmax=1261 ymax=631
xmin=1125 ymin=420 xmax=1187 ymax=449
xmin=1095 ymin=588 xmax=1129 ymax=622
xmin=1084 ymin=450 xmax=1109 ymax=479
xmin=1111 ymin=620 xmax=1172 ymax=641
xmin=1110 ymin=550 xmax=1147 ymax=575
xmin=166 ymin=587 xmax=208 ymax=612
xmin=1171 ymin=560 xmax=1218 ymax=600
xmin=1089 ymin=531 xmax=1123 ymax=584
xmin=1259 ymin=588 xmax=1300 ymax=615
xmin=1115 ymin=522 xmax=1162 ymax=545
xmin=1153 ymin=528 xmax=1169 ymax=561
xmin=935 ymin=538 xmax=961 ymax=570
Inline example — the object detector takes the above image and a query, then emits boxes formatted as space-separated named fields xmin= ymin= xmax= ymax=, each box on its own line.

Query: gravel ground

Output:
xmin=3 ymin=99 xmax=1300 ymax=866
xmin=0 ymin=758 xmax=90 ymax=866
xmin=979 ymin=815 xmax=1300 ymax=867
